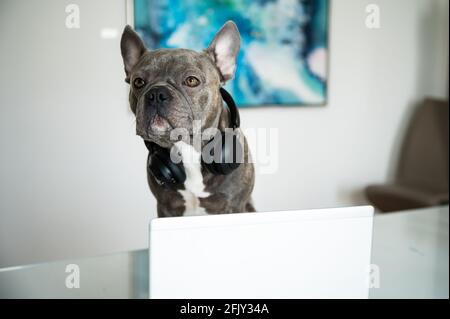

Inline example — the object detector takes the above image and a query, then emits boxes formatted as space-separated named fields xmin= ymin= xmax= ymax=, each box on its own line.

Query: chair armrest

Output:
xmin=365 ymin=184 xmax=447 ymax=212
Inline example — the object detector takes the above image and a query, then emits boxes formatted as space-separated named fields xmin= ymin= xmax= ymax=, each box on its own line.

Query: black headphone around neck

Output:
xmin=145 ymin=87 xmax=242 ymax=189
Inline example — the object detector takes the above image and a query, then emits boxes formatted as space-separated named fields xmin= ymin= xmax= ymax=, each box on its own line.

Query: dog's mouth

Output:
xmin=149 ymin=114 xmax=172 ymax=133
xmin=136 ymin=113 xmax=173 ymax=142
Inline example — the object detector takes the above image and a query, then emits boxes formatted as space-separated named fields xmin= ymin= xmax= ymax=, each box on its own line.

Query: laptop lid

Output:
xmin=149 ymin=206 xmax=374 ymax=298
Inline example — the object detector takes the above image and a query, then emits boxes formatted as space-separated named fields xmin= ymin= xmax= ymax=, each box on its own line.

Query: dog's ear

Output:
xmin=206 ymin=21 xmax=240 ymax=83
xmin=120 ymin=25 xmax=146 ymax=83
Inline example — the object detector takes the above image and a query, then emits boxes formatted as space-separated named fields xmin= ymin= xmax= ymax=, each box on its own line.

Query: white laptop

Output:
xmin=149 ymin=206 xmax=374 ymax=299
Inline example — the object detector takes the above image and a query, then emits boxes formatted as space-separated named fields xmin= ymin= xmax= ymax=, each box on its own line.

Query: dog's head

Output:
xmin=120 ymin=21 xmax=240 ymax=148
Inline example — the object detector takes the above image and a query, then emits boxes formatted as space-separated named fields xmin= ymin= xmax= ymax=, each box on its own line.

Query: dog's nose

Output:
xmin=146 ymin=86 xmax=172 ymax=104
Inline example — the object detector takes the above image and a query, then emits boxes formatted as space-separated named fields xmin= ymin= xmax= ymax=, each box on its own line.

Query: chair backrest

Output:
xmin=397 ymin=98 xmax=449 ymax=193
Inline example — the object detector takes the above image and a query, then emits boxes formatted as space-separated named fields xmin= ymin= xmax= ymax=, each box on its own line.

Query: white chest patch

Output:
xmin=178 ymin=190 xmax=208 ymax=217
xmin=174 ymin=141 xmax=210 ymax=216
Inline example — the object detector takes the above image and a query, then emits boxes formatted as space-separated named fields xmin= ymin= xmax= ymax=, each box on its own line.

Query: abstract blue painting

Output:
xmin=134 ymin=0 xmax=329 ymax=107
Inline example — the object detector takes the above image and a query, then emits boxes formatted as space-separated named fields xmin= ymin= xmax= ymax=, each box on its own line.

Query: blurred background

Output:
xmin=0 ymin=0 xmax=448 ymax=268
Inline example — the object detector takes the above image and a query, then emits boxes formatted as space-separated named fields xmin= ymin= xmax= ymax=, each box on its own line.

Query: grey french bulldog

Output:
xmin=120 ymin=21 xmax=255 ymax=217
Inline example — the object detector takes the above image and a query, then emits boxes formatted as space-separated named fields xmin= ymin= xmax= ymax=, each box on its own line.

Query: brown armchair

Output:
xmin=366 ymin=98 xmax=449 ymax=212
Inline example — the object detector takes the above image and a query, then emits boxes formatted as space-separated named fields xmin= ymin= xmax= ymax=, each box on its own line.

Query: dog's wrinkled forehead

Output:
xmin=134 ymin=49 xmax=219 ymax=85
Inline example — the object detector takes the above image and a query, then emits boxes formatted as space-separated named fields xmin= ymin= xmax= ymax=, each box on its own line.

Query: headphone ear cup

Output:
xmin=147 ymin=148 xmax=186 ymax=188
xmin=202 ymin=131 xmax=243 ymax=175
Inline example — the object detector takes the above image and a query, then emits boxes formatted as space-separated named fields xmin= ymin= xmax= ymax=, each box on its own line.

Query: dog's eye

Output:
xmin=184 ymin=76 xmax=200 ymax=88
xmin=133 ymin=77 xmax=146 ymax=89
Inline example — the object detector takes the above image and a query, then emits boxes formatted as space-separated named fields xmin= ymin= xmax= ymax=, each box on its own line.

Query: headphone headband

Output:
xmin=220 ymin=87 xmax=240 ymax=130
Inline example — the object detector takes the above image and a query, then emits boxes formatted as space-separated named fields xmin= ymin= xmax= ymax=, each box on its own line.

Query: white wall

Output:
xmin=0 ymin=0 xmax=448 ymax=267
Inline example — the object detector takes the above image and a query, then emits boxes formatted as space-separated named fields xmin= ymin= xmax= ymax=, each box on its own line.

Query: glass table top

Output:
xmin=0 ymin=206 xmax=448 ymax=299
